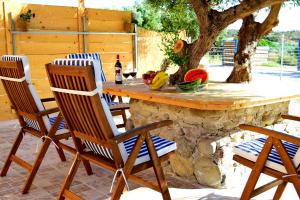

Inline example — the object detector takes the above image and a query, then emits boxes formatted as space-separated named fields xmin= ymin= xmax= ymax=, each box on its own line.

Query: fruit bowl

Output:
xmin=142 ymin=71 xmax=169 ymax=91
xmin=176 ymin=79 xmax=206 ymax=92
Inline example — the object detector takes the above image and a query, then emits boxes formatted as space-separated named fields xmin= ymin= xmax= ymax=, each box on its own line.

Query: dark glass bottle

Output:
xmin=115 ymin=54 xmax=122 ymax=84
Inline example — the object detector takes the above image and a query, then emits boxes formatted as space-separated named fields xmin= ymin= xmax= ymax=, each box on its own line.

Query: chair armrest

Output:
xmin=281 ymin=114 xmax=300 ymax=122
xmin=109 ymin=104 xmax=130 ymax=111
xmin=113 ymin=120 xmax=173 ymax=143
xmin=37 ymin=107 xmax=60 ymax=116
xmin=41 ymin=97 xmax=56 ymax=103
xmin=239 ymin=124 xmax=300 ymax=146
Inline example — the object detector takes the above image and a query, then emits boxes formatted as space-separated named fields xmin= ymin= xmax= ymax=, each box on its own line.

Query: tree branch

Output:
xmin=189 ymin=0 xmax=209 ymax=33
xmin=219 ymin=0 xmax=284 ymax=29
xmin=259 ymin=3 xmax=282 ymax=36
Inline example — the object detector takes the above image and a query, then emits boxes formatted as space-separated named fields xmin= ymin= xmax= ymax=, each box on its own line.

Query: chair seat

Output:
xmin=124 ymin=135 xmax=176 ymax=166
xmin=233 ymin=137 xmax=300 ymax=173
xmin=85 ymin=135 xmax=176 ymax=166
xmin=108 ymin=102 xmax=129 ymax=110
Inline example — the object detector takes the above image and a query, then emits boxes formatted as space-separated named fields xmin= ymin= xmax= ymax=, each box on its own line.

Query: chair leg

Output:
xmin=121 ymin=110 xmax=127 ymax=127
xmin=54 ymin=140 xmax=67 ymax=162
xmin=1 ymin=129 xmax=24 ymax=177
xmin=145 ymin=134 xmax=171 ymax=200
xmin=240 ymin=138 xmax=273 ymax=200
xmin=273 ymin=181 xmax=287 ymax=200
xmin=82 ymin=159 xmax=93 ymax=175
xmin=111 ymin=135 xmax=146 ymax=200
xmin=57 ymin=153 xmax=81 ymax=200
xmin=22 ymin=138 xmax=52 ymax=194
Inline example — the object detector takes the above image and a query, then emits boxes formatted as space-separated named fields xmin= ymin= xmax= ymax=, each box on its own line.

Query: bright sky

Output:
xmin=18 ymin=0 xmax=300 ymax=31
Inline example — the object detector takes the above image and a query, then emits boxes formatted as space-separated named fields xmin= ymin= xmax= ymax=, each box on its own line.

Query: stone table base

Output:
xmin=129 ymin=99 xmax=289 ymax=188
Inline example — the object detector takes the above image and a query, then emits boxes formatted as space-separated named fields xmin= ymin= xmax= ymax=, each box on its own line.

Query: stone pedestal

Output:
xmin=129 ymin=99 xmax=289 ymax=188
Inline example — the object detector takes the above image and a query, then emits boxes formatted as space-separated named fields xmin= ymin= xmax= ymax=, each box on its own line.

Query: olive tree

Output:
xmin=147 ymin=0 xmax=299 ymax=83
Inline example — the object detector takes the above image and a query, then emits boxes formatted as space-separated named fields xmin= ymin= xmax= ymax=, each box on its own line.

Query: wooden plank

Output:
xmin=86 ymin=9 xmax=131 ymax=21
xmin=0 ymin=1 xmax=4 ymax=27
xmin=15 ymin=42 xmax=78 ymax=55
xmin=87 ymin=42 xmax=132 ymax=53
xmin=16 ymin=34 xmax=78 ymax=43
xmin=103 ymin=81 xmax=300 ymax=110
xmin=86 ymin=20 xmax=126 ymax=32
xmin=13 ymin=4 xmax=78 ymax=31
xmin=100 ymin=54 xmax=133 ymax=64
xmin=87 ymin=35 xmax=133 ymax=43
xmin=0 ymin=30 xmax=6 ymax=54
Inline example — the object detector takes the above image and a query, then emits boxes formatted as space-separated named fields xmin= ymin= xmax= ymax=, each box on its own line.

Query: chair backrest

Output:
xmin=46 ymin=59 xmax=127 ymax=161
xmin=66 ymin=53 xmax=113 ymax=104
xmin=0 ymin=55 xmax=52 ymax=132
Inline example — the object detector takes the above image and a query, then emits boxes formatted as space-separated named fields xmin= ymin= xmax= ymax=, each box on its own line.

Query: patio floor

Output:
xmin=0 ymin=114 xmax=299 ymax=200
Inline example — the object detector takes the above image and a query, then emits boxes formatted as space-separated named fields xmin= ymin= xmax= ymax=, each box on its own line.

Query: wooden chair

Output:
xmin=233 ymin=115 xmax=300 ymax=199
xmin=46 ymin=58 xmax=176 ymax=200
xmin=0 ymin=55 xmax=71 ymax=194
xmin=67 ymin=53 xmax=129 ymax=128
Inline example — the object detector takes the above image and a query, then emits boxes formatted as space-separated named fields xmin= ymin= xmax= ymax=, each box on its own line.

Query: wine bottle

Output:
xmin=115 ymin=54 xmax=122 ymax=84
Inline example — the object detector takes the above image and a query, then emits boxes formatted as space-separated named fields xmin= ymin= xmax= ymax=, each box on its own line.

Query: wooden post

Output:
xmin=297 ymin=39 xmax=300 ymax=71
xmin=3 ymin=0 xmax=13 ymax=54
xmin=77 ymin=0 xmax=85 ymax=53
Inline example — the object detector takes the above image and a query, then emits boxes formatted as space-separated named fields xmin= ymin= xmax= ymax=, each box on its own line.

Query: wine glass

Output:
xmin=123 ymin=71 xmax=130 ymax=81
xmin=129 ymin=69 xmax=137 ymax=79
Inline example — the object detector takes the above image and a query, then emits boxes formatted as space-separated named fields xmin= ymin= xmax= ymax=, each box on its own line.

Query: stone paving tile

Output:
xmin=0 ymin=119 xmax=201 ymax=200
xmin=1 ymin=114 xmax=300 ymax=200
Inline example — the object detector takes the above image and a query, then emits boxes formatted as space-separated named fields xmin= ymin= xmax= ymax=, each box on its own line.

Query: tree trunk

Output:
xmin=169 ymin=29 xmax=222 ymax=85
xmin=227 ymin=4 xmax=282 ymax=83
xmin=226 ymin=15 xmax=259 ymax=83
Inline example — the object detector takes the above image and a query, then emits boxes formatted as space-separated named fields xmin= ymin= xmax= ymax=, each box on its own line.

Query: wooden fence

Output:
xmin=0 ymin=2 xmax=135 ymax=120
xmin=223 ymin=40 xmax=269 ymax=66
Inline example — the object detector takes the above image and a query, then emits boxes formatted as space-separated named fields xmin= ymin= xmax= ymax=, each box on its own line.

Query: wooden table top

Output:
xmin=103 ymin=80 xmax=300 ymax=110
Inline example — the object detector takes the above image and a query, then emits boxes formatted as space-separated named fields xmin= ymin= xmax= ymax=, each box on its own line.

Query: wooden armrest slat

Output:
xmin=281 ymin=114 xmax=300 ymax=122
xmin=239 ymin=124 xmax=300 ymax=146
xmin=41 ymin=97 xmax=55 ymax=103
xmin=37 ymin=107 xmax=60 ymax=116
xmin=113 ymin=120 xmax=173 ymax=143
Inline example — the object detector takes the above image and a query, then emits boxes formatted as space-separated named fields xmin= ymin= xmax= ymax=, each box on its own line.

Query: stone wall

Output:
xmin=129 ymin=99 xmax=290 ymax=188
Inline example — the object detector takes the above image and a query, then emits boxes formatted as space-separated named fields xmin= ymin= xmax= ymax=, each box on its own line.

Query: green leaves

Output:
xmin=161 ymin=34 xmax=188 ymax=67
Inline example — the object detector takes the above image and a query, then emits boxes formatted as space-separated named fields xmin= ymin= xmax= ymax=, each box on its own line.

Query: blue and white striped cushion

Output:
xmin=49 ymin=117 xmax=66 ymax=131
xmin=124 ymin=135 xmax=176 ymax=166
xmin=1 ymin=55 xmax=31 ymax=83
xmin=233 ymin=137 xmax=300 ymax=173
xmin=24 ymin=116 xmax=40 ymax=131
xmin=66 ymin=53 xmax=112 ymax=104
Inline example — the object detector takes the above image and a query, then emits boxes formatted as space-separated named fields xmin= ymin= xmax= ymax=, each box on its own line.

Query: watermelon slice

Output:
xmin=184 ymin=69 xmax=208 ymax=84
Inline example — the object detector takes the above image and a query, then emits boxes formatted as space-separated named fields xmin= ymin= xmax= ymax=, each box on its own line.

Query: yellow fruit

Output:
xmin=150 ymin=72 xmax=168 ymax=90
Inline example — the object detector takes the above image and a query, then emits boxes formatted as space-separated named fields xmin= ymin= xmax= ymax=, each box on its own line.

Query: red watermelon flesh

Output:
xmin=184 ymin=69 xmax=208 ymax=84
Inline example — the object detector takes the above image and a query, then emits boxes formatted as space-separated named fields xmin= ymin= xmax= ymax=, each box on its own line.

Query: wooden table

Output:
xmin=103 ymin=80 xmax=300 ymax=110
xmin=103 ymin=80 xmax=300 ymax=187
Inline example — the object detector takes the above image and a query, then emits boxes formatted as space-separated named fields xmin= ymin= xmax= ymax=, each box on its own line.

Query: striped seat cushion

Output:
xmin=124 ymin=135 xmax=176 ymax=166
xmin=24 ymin=116 xmax=67 ymax=134
xmin=233 ymin=137 xmax=300 ymax=173
xmin=49 ymin=116 xmax=67 ymax=131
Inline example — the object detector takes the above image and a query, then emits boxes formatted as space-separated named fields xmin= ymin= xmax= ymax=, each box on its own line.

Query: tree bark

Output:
xmin=227 ymin=4 xmax=282 ymax=83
